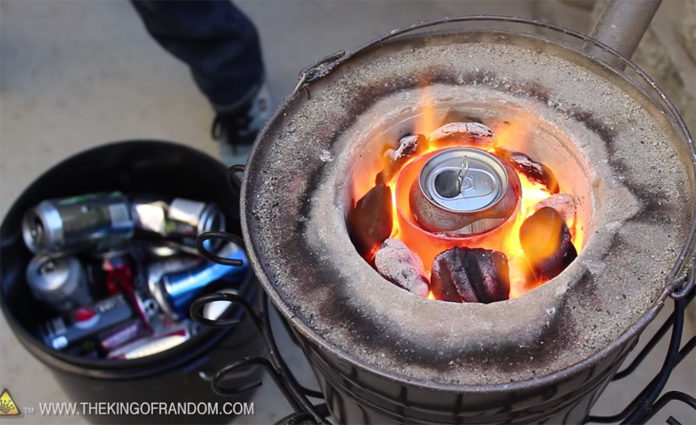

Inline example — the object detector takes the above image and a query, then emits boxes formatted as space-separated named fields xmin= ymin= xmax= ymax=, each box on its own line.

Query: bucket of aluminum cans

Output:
xmin=22 ymin=192 xmax=246 ymax=358
xmin=0 ymin=141 xmax=262 ymax=423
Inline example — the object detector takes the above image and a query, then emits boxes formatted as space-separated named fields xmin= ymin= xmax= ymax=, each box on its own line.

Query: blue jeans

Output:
xmin=131 ymin=0 xmax=264 ymax=112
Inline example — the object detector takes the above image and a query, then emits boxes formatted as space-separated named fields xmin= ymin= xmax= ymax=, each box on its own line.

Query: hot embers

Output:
xmin=431 ymin=247 xmax=510 ymax=303
xmin=374 ymin=238 xmax=429 ymax=298
xmin=520 ymin=207 xmax=577 ymax=281
xmin=496 ymin=147 xmax=560 ymax=193
xmin=347 ymin=174 xmax=392 ymax=259
xmin=347 ymin=120 xmax=581 ymax=303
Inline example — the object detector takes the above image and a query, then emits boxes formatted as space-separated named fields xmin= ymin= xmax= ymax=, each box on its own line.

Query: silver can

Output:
xmin=131 ymin=197 xmax=226 ymax=243
xmin=409 ymin=147 xmax=520 ymax=235
xmin=26 ymin=255 xmax=92 ymax=313
xmin=168 ymin=198 xmax=226 ymax=237
xmin=107 ymin=322 xmax=192 ymax=360
xmin=146 ymin=241 xmax=247 ymax=320
xmin=22 ymin=192 xmax=134 ymax=254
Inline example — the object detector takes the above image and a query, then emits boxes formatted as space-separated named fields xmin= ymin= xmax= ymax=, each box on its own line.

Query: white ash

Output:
xmin=385 ymin=134 xmax=420 ymax=162
xmin=382 ymin=134 xmax=425 ymax=180
xmin=429 ymin=122 xmax=494 ymax=144
xmin=534 ymin=194 xmax=576 ymax=224
xmin=319 ymin=149 xmax=334 ymax=162
xmin=374 ymin=238 xmax=429 ymax=298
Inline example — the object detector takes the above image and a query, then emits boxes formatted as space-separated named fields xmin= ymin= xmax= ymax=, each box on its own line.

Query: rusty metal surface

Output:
xmin=241 ymin=24 xmax=694 ymax=391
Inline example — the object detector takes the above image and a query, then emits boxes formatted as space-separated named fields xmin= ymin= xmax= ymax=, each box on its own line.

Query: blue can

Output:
xmin=147 ymin=242 xmax=248 ymax=319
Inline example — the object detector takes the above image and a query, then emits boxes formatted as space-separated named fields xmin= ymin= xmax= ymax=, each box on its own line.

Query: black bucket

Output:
xmin=0 ymin=140 xmax=262 ymax=424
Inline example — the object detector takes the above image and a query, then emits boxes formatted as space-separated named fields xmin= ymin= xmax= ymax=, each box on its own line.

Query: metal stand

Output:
xmin=203 ymin=16 xmax=696 ymax=424
xmin=190 ymin=289 xmax=330 ymax=425
xmin=192 ymin=232 xmax=694 ymax=425
xmin=192 ymin=230 xmax=330 ymax=424
xmin=586 ymin=264 xmax=695 ymax=425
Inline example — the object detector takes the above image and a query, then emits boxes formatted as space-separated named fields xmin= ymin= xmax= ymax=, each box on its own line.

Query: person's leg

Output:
xmin=131 ymin=0 xmax=270 ymax=147
xmin=131 ymin=0 xmax=263 ymax=111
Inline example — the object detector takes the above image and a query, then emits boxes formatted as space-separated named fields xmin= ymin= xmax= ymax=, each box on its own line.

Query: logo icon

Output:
xmin=0 ymin=388 xmax=21 ymax=416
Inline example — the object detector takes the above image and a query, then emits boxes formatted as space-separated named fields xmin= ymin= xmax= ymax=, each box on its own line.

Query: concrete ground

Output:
xmin=0 ymin=1 xmax=693 ymax=424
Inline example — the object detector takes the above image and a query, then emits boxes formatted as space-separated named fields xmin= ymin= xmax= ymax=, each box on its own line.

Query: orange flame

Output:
xmin=413 ymin=83 xmax=438 ymax=136
xmin=355 ymin=86 xmax=582 ymax=300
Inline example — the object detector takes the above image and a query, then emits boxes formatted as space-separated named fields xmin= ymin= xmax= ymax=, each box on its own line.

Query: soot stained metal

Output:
xmin=239 ymin=16 xmax=695 ymax=425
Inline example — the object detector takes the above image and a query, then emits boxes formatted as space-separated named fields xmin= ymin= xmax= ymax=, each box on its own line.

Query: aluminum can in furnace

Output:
xmin=409 ymin=148 xmax=520 ymax=235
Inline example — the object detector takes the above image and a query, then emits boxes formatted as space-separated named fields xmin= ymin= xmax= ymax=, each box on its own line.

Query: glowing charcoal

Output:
xmin=520 ymin=207 xmax=577 ymax=281
xmin=374 ymin=238 xmax=429 ymax=298
xmin=431 ymin=247 xmax=510 ymax=303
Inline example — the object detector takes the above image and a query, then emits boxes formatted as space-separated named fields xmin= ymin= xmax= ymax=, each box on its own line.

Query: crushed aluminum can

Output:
xmin=168 ymin=198 xmax=226 ymax=237
xmin=107 ymin=323 xmax=192 ymax=360
xmin=22 ymin=192 xmax=134 ymax=254
xmin=86 ymin=249 xmax=137 ymax=299
xmin=147 ymin=243 xmax=248 ymax=320
xmin=26 ymin=255 xmax=92 ymax=313
xmin=98 ymin=318 xmax=150 ymax=352
xmin=131 ymin=197 xmax=226 ymax=250
xmin=41 ymin=292 xmax=135 ymax=351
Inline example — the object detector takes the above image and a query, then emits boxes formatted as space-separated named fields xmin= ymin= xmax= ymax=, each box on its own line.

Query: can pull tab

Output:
xmin=433 ymin=166 xmax=496 ymax=201
xmin=434 ymin=156 xmax=472 ymax=199
xmin=461 ymin=171 xmax=497 ymax=199
xmin=456 ymin=155 xmax=469 ymax=195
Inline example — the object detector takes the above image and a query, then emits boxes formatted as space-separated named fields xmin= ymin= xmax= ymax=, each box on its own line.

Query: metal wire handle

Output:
xmin=227 ymin=164 xmax=246 ymax=194
xmin=586 ymin=285 xmax=695 ymax=424
xmin=195 ymin=231 xmax=246 ymax=266
xmin=189 ymin=281 xmax=329 ymax=424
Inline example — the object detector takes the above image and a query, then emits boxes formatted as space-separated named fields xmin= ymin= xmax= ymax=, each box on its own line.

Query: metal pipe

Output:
xmin=587 ymin=0 xmax=662 ymax=70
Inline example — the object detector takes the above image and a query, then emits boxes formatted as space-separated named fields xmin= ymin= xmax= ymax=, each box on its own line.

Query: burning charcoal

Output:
xmin=429 ymin=122 xmax=494 ymax=147
xmin=375 ymin=171 xmax=386 ymax=186
xmin=430 ymin=247 xmax=510 ymax=303
xmin=383 ymin=134 xmax=425 ymax=180
xmin=348 ymin=181 xmax=392 ymax=258
xmin=519 ymin=207 xmax=577 ymax=281
xmin=387 ymin=134 xmax=422 ymax=161
xmin=535 ymin=194 xmax=576 ymax=224
xmin=374 ymin=239 xmax=429 ymax=297
xmin=496 ymin=148 xmax=559 ymax=193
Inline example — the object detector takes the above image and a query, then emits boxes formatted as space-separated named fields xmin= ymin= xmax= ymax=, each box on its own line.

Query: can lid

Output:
xmin=21 ymin=201 xmax=64 ymax=254
xmin=419 ymin=148 xmax=508 ymax=213
xmin=26 ymin=255 xmax=73 ymax=292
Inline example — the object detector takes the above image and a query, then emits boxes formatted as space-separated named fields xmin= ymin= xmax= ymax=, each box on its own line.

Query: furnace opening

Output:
xmin=345 ymin=97 xmax=592 ymax=303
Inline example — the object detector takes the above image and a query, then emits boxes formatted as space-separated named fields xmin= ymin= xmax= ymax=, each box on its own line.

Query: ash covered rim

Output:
xmin=241 ymin=17 xmax=695 ymax=390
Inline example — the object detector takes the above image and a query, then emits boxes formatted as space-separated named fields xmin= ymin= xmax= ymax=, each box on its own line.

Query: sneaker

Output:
xmin=211 ymin=83 xmax=272 ymax=149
